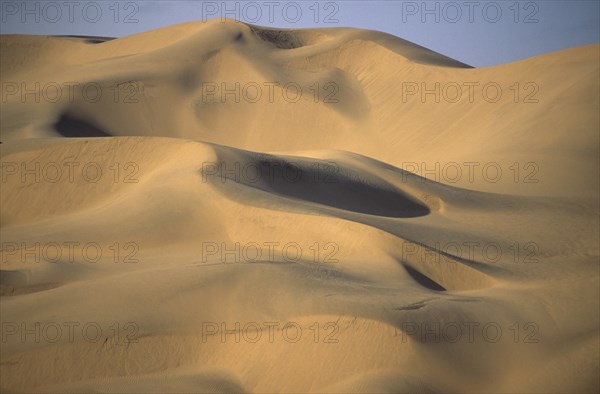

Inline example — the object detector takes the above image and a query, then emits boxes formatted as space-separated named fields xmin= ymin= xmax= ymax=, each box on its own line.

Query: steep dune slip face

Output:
xmin=0 ymin=20 xmax=599 ymax=393
xmin=203 ymin=147 xmax=431 ymax=218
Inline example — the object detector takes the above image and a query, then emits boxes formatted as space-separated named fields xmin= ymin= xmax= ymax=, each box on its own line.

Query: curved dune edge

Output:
xmin=1 ymin=21 xmax=597 ymax=196
xmin=0 ymin=135 xmax=597 ymax=394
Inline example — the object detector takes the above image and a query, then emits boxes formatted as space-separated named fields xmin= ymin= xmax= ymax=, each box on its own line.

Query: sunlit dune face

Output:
xmin=0 ymin=16 xmax=598 ymax=394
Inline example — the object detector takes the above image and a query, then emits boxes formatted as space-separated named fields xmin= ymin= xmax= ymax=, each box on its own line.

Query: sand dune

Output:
xmin=0 ymin=20 xmax=598 ymax=393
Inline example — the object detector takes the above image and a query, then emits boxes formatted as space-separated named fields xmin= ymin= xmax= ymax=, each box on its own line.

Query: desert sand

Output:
xmin=0 ymin=20 xmax=598 ymax=393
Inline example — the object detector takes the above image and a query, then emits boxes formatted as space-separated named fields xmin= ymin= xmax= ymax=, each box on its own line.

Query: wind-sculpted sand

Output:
xmin=0 ymin=20 xmax=598 ymax=393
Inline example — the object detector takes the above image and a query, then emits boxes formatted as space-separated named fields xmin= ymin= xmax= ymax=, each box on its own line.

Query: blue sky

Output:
xmin=1 ymin=0 xmax=598 ymax=66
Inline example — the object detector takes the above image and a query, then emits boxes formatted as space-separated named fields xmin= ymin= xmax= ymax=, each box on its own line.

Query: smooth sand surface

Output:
xmin=1 ymin=20 xmax=598 ymax=393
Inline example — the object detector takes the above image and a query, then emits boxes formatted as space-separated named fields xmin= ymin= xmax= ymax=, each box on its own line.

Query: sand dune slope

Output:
xmin=0 ymin=20 xmax=598 ymax=393
xmin=2 ymin=20 xmax=598 ymax=195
